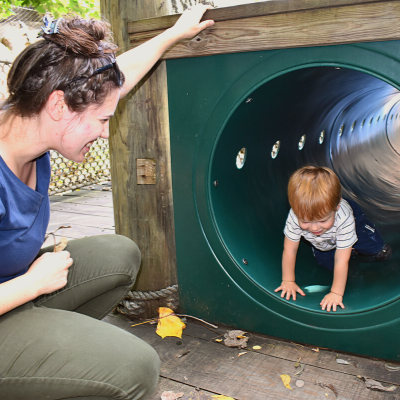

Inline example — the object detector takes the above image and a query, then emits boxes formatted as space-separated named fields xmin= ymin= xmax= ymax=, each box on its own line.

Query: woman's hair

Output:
xmin=2 ymin=15 xmax=125 ymax=119
xmin=288 ymin=166 xmax=342 ymax=221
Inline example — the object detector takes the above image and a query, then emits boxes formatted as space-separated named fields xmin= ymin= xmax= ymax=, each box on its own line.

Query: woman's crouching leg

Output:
xmin=0 ymin=303 xmax=160 ymax=400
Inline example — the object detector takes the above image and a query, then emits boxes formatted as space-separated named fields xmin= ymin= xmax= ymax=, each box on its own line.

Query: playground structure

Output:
xmin=102 ymin=0 xmax=400 ymax=360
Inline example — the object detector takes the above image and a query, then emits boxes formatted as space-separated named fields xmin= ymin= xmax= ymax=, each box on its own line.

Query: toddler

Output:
xmin=275 ymin=166 xmax=392 ymax=312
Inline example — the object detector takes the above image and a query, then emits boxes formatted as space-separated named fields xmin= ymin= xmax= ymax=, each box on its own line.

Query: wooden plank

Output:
xmin=129 ymin=1 xmax=400 ymax=59
xmin=50 ymin=202 xmax=114 ymax=217
xmin=104 ymin=315 xmax=400 ymax=386
xmin=103 ymin=315 xmax=397 ymax=400
xmin=46 ymin=223 xmax=114 ymax=238
xmin=128 ymin=0 xmax=389 ymax=34
xmin=51 ymin=195 xmax=114 ymax=208
xmin=48 ymin=210 xmax=115 ymax=229
xmin=148 ymin=377 xmax=217 ymax=400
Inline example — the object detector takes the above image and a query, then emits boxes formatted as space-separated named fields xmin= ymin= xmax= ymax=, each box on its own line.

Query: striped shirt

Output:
xmin=284 ymin=199 xmax=358 ymax=251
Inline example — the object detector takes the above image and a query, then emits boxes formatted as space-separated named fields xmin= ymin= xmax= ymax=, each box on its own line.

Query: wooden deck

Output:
xmin=47 ymin=186 xmax=400 ymax=400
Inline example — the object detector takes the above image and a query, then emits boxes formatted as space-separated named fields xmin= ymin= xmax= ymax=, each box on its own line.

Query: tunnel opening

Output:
xmin=210 ymin=66 xmax=400 ymax=313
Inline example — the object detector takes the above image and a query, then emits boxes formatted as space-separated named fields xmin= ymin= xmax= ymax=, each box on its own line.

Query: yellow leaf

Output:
xmin=280 ymin=374 xmax=293 ymax=390
xmin=238 ymin=352 xmax=247 ymax=357
xmin=215 ymin=339 xmax=223 ymax=342
xmin=212 ymin=396 xmax=235 ymax=400
xmin=253 ymin=345 xmax=262 ymax=350
xmin=156 ymin=307 xmax=186 ymax=339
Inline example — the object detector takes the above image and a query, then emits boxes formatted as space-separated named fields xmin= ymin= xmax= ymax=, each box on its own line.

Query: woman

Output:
xmin=0 ymin=6 xmax=214 ymax=399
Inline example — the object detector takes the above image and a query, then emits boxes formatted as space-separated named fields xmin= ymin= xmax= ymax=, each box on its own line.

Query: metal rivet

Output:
xmin=242 ymin=258 xmax=248 ymax=265
xmin=214 ymin=180 xmax=218 ymax=187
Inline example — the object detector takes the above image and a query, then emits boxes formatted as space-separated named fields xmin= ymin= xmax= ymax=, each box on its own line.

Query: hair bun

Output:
xmin=42 ymin=16 xmax=117 ymax=58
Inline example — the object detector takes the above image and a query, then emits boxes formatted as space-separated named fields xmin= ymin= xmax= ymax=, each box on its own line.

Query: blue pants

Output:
xmin=312 ymin=199 xmax=385 ymax=271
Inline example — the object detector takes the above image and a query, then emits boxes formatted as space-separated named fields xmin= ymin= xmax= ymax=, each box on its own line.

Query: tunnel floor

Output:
xmin=211 ymin=66 xmax=400 ymax=313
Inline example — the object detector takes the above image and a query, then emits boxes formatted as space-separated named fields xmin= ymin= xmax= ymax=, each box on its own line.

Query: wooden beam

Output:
xmin=128 ymin=0 xmax=389 ymax=34
xmin=129 ymin=1 xmax=400 ymax=59
xmin=101 ymin=0 xmax=178 ymax=301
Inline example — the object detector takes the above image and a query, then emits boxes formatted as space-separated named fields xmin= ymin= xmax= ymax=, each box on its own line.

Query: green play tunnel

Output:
xmin=167 ymin=41 xmax=400 ymax=361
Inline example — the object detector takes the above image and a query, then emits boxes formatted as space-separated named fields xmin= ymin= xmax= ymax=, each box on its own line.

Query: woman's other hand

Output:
xmin=27 ymin=251 xmax=73 ymax=296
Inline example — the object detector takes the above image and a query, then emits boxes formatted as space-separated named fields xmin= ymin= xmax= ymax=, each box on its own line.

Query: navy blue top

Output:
xmin=0 ymin=152 xmax=50 ymax=283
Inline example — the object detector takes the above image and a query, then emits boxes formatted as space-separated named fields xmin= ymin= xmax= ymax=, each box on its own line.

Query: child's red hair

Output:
xmin=288 ymin=166 xmax=342 ymax=221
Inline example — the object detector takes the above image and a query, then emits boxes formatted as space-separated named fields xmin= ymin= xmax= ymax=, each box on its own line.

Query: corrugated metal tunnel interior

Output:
xmin=211 ymin=66 xmax=400 ymax=312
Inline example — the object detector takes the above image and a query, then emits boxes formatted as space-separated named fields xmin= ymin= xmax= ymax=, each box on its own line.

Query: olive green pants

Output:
xmin=0 ymin=235 xmax=160 ymax=400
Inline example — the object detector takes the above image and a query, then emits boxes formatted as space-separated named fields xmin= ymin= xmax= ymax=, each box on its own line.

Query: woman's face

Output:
xmin=57 ymin=89 xmax=120 ymax=162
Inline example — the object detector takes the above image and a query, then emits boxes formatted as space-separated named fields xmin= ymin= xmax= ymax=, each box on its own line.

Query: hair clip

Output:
xmin=41 ymin=15 xmax=62 ymax=35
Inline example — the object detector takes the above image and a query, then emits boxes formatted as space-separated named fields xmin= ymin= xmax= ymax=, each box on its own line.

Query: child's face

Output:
xmin=298 ymin=208 xmax=338 ymax=236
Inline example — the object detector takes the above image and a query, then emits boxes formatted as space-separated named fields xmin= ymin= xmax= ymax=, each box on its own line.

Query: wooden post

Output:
xmin=100 ymin=0 xmax=178 ymax=317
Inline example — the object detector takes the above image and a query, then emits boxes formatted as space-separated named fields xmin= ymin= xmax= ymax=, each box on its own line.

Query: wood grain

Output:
xmin=101 ymin=0 xmax=178 ymax=300
xmin=104 ymin=315 xmax=400 ymax=400
xmin=129 ymin=1 xmax=400 ymax=59
xmin=128 ymin=0 xmax=389 ymax=34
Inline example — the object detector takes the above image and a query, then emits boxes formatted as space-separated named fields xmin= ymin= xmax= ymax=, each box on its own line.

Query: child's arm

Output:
xmin=275 ymin=236 xmax=305 ymax=300
xmin=320 ymin=247 xmax=352 ymax=312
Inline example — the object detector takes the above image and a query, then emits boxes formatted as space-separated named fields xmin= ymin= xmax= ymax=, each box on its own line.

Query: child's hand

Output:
xmin=320 ymin=292 xmax=344 ymax=312
xmin=275 ymin=281 xmax=305 ymax=301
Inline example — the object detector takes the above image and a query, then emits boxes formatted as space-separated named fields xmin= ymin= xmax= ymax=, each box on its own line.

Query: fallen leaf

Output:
xmin=336 ymin=359 xmax=351 ymax=365
xmin=156 ymin=307 xmax=186 ymax=339
xmin=223 ymin=330 xmax=249 ymax=349
xmin=317 ymin=382 xmax=338 ymax=398
xmin=54 ymin=238 xmax=68 ymax=252
xmin=312 ymin=348 xmax=320 ymax=352
xmin=294 ymin=364 xmax=305 ymax=376
xmin=212 ymin=396 xmax=235 ymax=400
xmin=385 ymin=363 xmax=400 ymax=372
xmin=296 ymin=380 xmax=305 ymax=388
xmin=252 ymin=345 xmax=262 ymax=350
xmin=238 ymin=352 xmax=247 ymax=357
xmin=358 ymin=376 xmax=397 ymax=392
xmin=215 ymin=339 xmax=223 ymax=342
xmin=294 ymin=357 xmax=301 ymax=368
xmin=280 ymin=374 xmax=293 ymax=390
xmin=161 ymin=391 xmax=184 ymax=400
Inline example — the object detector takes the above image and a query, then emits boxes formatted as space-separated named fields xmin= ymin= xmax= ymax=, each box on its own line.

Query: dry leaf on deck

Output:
xmin=252 ymin=345 xmax=262 ymax=350
xmin=223 ymin=330 xmax=249 ymax=349
xmin=54 ymin=238 xmax=68 ymax=252
xmin=238 ymin=352 xmax=247 ymax=357
xmin=317 ymin=382 xmax=338 ymax=398
xmin=336 ymin=359 xmax=351 ymax=365
xmin=358 ymin=376 xmax=397 ymax=392
xmin=312 ymin=348 xmax=320 ymax=352
xmin=212 ymin=396 xmax=235 ymax=400
xmin=156 ymin=307 xmax=186 ymax=339
xmin=161 ymin=391 xmax=184 ymax=400
xmin=215 ymin=339 xmax=223 ymax=342
xmin=280 ymin=374 xmax=293 ymax=390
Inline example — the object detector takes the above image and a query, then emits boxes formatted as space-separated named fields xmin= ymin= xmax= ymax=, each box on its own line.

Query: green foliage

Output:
xmin=0 ymin=0 xmax=100 ymax=20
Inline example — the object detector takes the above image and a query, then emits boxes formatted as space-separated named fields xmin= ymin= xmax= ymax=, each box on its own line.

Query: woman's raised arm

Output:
xmin=117 ymin=5 xmax=214 ymax=98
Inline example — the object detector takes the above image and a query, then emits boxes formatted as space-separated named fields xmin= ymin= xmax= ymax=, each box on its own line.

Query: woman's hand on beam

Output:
xmin=117 ymin=5 xmax=214 ymax=98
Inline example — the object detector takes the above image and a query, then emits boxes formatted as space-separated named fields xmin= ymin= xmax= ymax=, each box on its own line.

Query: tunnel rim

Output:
xmin=191 ymin=44 xmax=400 ymax=323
